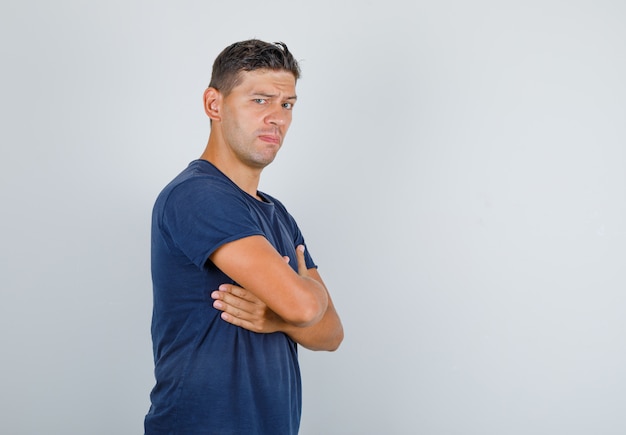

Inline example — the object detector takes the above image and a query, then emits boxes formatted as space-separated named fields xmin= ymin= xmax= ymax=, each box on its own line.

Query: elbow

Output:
xmin=285 ymin=298 xmax=328 ymax=327
xmin=325 ymin=328 xmax=344 ymax=352
xmin=305 ymin=324 xmax=344 ymax=352
xmin=284 ymin=277 xmax=330 ymax=327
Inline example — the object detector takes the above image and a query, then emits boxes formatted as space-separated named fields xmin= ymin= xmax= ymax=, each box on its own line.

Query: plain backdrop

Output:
xmin=1 ymin=1 xmax=625 ymax=434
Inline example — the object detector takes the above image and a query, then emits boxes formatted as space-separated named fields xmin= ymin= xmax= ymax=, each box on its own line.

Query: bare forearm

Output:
xmin=281 ymin=296 xmax=343 ymax=351
xmin=210 ymin=253 xmax=343 ymax=350
xmin=281 ymin=267 xmax=343 ymax=351
xmin=290 ymin=275 xmax=329 ymax=327
xmin=212 ymin=237 xmax=328 ymax=327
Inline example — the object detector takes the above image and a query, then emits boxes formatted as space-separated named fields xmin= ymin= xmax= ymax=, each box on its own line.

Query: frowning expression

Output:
xmin=217 ymin=69 xmax=297 ymax=169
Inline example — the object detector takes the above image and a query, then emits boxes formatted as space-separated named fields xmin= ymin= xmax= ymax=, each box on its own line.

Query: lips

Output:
xmin=258 ymin=134 xmax=281 ymax=145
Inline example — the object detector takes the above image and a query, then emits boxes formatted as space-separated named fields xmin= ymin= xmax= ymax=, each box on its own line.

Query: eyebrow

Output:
xmin=251 ymin=92 xmax=298 ymax=101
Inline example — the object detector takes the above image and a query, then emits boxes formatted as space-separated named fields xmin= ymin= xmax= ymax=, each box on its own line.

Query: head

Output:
xmin=202 ymin=40 xmax=301 ymax=172
xmin=208 ymin=39 xmax=301 ymax=97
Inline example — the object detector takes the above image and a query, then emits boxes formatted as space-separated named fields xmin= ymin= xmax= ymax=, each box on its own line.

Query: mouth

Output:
xmin=258 ymin=134 xmax=281 ymax=145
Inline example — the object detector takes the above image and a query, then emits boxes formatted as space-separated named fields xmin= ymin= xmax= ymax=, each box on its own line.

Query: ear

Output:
xmin=203 ymin=87 xmax=222 ymax=121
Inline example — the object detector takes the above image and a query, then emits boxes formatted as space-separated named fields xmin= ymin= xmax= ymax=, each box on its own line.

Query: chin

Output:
xmin=247 ymin=158 xmax=275 ymax=169
xmin=249 ymin=152 xmax=278 ymax=168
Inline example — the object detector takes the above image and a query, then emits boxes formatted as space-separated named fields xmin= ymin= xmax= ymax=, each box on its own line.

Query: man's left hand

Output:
xmin=211 ymin=283 xmax=283 ymax=333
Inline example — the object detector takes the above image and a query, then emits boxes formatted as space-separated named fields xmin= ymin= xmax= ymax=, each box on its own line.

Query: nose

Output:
xmin=265 ymin=104 xmax=288 ymax=126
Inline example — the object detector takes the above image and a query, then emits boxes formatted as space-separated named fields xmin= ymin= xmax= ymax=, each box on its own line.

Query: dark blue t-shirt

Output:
xmin=145 ymin=160 xmax=315 ymax=435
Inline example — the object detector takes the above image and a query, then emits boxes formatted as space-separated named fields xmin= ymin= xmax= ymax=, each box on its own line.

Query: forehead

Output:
xmin=233 ymin=69 xmax=297 ymax=94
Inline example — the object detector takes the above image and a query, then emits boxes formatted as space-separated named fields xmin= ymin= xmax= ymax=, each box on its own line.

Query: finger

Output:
xmin=219 ymin=311 xmax=254 ymax=330
xmin=216 ymin=301 xmax=268 ymax=333
xmin=295 ymin=244 xmax=308 ymax=276
xmin=213 ymin=296 xmax=254 ymax=319
xmin=216 ymin=284 xmax=260 ymax=303
xmin=212 ymin=290 xmax=256 ymax=315
xmin=282 ymin=255 xmax=290 ymax=263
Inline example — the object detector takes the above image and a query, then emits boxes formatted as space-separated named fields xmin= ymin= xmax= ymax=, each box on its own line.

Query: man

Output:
xmin=144 ymin=39 xmax=343 ymax=434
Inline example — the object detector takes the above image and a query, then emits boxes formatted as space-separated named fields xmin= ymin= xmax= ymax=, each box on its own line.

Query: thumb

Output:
xmin=295 ymin=244 xmax=308 ymax=276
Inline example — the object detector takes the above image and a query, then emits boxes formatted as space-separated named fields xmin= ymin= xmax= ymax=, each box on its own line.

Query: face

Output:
xmin=217 ymin=69 xmax=297 ymax=169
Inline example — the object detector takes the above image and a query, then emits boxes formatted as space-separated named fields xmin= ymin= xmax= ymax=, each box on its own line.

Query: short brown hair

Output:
xmin=208 ymin=39 xmax=301 ymax=96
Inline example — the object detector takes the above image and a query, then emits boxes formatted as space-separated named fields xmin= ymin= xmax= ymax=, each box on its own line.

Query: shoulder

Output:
xmin=154 ymin=161 xmax=250 ymax=225
xmin=160 ymin=161 xmax=240 ymax=202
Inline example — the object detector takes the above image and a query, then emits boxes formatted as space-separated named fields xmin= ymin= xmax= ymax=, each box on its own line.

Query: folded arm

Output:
xmin=211 ymin=243 xmax=344 ymax=351
xmin=209 ymin=235 xmax=329 ymax=327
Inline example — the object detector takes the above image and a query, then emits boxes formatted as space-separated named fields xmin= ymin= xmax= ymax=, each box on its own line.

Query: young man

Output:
xmin=144 ymin=39 xmax=343 ymax=434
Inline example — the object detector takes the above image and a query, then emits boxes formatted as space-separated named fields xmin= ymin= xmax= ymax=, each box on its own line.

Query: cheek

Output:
xmin=283 ymin=113 xmax=293 ymax=128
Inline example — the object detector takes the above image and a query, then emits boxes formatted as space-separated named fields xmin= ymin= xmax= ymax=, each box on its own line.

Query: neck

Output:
xmin=199 ymin=138 xmax=263 ymax=199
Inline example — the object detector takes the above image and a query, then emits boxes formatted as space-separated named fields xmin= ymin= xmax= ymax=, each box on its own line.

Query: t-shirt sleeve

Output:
xmin=161 ymin=176 xmax=264 ymax=269
xmin=272 ymin=197 xmax=317 ymax=270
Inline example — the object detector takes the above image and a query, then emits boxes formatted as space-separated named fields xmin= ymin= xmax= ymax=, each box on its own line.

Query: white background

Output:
xmin=1 ymin=1 xmax=625 ymax=434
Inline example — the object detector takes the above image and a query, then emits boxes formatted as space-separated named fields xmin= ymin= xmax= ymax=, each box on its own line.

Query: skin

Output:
xmin=212 ymin=246 xmax=343 ymax=351
xmin=200 ymin=69 xmax=343 ymax=349
xmin=201 ymin=69 xmax=298 ymax=198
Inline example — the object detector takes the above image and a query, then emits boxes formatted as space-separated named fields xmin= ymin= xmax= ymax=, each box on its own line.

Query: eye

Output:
xmin=253 ymin=98 xmax=267 ymax=104
xmin=282 ymin=102 xmax=294 ymax=110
